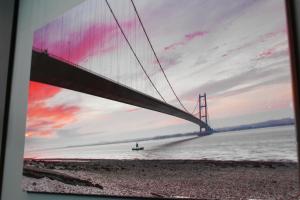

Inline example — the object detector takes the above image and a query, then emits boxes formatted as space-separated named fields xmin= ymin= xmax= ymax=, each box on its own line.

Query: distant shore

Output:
xmin=23 ymin=159 xmax=298 ymax=199
xmin=47 ymin=119 xmax=294 ymax=149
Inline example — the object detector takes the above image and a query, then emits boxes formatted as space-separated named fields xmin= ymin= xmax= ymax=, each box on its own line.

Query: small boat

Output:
xmin=132 ymin=147 xmax=144 ymax=151
xmin=132 ymin=143 xmax=144 ymax=151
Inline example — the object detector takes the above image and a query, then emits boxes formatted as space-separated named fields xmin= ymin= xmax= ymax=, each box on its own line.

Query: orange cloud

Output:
xmin=28 ymin=81 xmax=61 ymax=103
xmin=26 ymin=81 xmax=80 ymax=137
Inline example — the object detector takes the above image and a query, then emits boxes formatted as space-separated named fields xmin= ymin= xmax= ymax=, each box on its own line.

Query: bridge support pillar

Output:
xmin=199 ymin=93 xmax=208 ymax=135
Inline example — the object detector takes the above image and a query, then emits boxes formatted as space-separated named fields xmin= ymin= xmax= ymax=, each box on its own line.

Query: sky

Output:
xmin=24 ymin=0 xmax=294 ymax=157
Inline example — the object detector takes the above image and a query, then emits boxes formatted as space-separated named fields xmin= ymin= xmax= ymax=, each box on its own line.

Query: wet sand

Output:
xmin=23 ymin=159 xmax=299 ymax=199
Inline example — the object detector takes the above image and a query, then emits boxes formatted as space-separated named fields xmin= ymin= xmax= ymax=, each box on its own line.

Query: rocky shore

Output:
xmin=22 ymin=159 xmax=299 ymax=199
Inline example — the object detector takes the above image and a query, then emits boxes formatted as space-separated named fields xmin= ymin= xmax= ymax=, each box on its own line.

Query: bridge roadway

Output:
xmin=30 ymin=50 xmax=210 ymax=128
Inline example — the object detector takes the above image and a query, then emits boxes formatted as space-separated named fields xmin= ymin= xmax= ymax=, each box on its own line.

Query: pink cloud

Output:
xmin=164 ymin=30 xmax=208 ymax=51
xmin=259 ymin=49 xmax=274 ymax=58
xmin=126 ymin=108 xmax=140 ymax=112
xmin=185 ymin=31 xmax=208 ymax=41
xmin=208 ymin=83 xmax=293 ymax=120
xmin=164 ymin=41 xmax=185 ymax=51
xmin=259 ymin=28 xmax=287 ymax=42
xmin=225 ymin=28 xmax=288 ymax=57
xmin=258 ymin=42 xmax=289 ymax=59
xmin=33 ymin=19 xmax=136 ymax=63
xmin=152 ymin=117 xmax=185 ymax=129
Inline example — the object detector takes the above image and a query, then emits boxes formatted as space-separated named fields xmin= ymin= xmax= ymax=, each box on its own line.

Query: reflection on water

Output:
xmin=35 ymin=126 xmax=297 ymax=161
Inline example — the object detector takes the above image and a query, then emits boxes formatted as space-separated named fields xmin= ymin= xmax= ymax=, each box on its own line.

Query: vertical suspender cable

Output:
xmin=105 ymin=0 xmax=166 ymax=102
xmin=130 ymin=0 xmax=189 ymax=113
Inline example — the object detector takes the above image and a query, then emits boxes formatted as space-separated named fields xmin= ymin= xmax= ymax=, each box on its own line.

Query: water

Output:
xmin=38 ymin=125 xmax=298 ymax=162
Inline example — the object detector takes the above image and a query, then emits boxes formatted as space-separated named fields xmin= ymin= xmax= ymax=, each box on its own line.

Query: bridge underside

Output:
xmin=30 ymin=50 xmax=209 ymax=128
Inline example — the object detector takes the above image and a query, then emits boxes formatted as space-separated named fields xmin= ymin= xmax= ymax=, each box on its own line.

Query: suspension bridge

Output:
xmin=30 ymin=0 xmax=213 ymax=134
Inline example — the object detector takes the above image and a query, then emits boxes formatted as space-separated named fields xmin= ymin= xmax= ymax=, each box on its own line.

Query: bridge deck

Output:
xmin=30 ymin=50 xmax=208 ymax=127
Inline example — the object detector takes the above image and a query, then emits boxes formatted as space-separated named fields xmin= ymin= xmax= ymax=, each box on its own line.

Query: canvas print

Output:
xmin=22 ymin=0 xmax=298 ymax=199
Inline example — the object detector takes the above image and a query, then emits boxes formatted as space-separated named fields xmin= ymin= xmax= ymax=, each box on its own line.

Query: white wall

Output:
xmin=0 ymin=0 xmax=15 ymax=167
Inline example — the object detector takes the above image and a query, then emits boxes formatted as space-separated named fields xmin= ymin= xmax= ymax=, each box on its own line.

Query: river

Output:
xmin=37 ymin=125 xmax=298 ymax=162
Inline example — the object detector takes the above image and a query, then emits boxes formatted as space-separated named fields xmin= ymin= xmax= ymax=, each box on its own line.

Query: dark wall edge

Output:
xmin=285 ymin=0 xmax=300 ymax=185
xmin=0 ymin=0 xmax=19 ymax=194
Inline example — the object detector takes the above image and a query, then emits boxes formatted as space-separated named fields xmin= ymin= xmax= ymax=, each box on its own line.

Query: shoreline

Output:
xmin=23 ymin=159 xmax=299 ymax=199
xmin=24 ymin=157 xmax=298 ymax=162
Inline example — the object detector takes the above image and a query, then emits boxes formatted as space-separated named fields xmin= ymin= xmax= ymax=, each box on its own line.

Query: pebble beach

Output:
xmin=22 ymin=159 xmax=299 ymax=199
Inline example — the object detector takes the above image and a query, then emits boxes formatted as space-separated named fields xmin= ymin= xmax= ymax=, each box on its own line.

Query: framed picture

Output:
xmin=21 ymin=0 xmax=298 ymax=199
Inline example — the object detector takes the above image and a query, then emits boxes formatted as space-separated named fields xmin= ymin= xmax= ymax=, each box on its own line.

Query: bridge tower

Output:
xmin=199 ymin=93 xmax=208 ymax=134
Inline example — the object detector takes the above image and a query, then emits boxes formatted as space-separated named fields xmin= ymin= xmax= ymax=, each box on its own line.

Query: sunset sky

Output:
xmin=24 ymin=0 xmax=294 ymax=157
